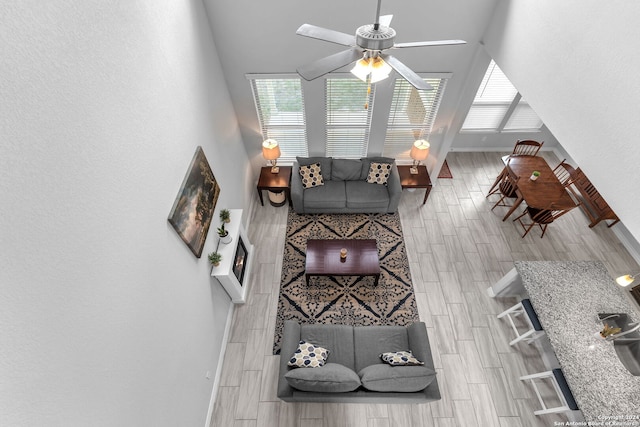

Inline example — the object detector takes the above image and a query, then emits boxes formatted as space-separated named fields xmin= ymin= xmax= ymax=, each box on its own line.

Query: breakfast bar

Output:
xmin=489 ymin=261 xmax=640 ymax=422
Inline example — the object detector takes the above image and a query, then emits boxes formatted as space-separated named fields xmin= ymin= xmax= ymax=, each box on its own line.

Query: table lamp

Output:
xmin=409 ymin=139 xmax=430 ymax=174
xmin=262 ymin=139 xmax=281 ymax=173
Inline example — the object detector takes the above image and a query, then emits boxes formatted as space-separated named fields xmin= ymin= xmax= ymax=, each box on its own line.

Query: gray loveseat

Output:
xmin=277 ymin=321 xmax=441 ymax=403
xmin=291 ymin=156 xmax=402 ymax=214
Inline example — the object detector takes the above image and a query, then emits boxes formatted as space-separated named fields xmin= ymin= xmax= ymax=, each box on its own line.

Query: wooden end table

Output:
xmin=256 ymin=166 xmax=292 ymax=207
xmin=397 ymin=165 xmax=432 ymax=205
xmin=305 ymin=239 xmax=380 ymax=286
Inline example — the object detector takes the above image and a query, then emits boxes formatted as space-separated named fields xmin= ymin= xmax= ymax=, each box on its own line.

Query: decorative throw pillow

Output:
xmin=366 ymin=162 xmax=392 ymax=185
xmin=299 ymin=163 xmax=324 ymax=189
xmin=288 ymin=340 xmax=330 ymax=368
xmin=380 ymin=350 xmax=424 ymax=366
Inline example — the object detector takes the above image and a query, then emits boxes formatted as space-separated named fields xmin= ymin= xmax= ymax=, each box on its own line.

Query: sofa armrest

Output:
xmin=290 ymin=162 xmax=305 ymax=213
xmin=407 ymin=322 xmax=432 ymax=367
xmin=386 ymin=163 xmax=402 ymax=213
xmin=277 ymin=320 xmax=301 ymax=400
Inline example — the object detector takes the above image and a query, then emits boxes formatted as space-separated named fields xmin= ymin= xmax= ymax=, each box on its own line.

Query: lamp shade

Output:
xmin=616 ymin=274 xmax=635 ymax=287
xmin=262 ymin=139 xmax=281 ymax=160
xmin=410 ymin=139 xmax=430 ymax=161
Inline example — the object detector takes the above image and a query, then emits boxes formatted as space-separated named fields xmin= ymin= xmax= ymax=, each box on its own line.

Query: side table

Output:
xmin=397 ymin=165 xmax=432 ymax=205
xmin=256 ymin=166 xmax=292 ymax=207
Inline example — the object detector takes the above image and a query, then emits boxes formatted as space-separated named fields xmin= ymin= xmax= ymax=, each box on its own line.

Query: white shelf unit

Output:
xmin=210 ymin=209 xmax=253 ymax=304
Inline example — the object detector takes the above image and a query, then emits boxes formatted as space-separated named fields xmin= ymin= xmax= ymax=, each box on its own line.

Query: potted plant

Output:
xmin=208 ymin=251 xmax=222 ymax=267
xmin=220 ymin=209 xmax=231 ymax=224
xmin=217 ymin=223 xmax=232 ymax=244
xmin=530 ymin=170 xmax=540 ymax=181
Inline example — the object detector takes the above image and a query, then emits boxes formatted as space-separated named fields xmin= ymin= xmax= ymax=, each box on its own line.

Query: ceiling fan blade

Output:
xmin=296 ymin=24 xmax=356 ymax=47
xmin=393 ymin=39 xmax=467 ymax=49
xmin=382 ymin=54 xmax=433 ymax=90
xmin=379 ymin=14 xmax=393 ymax=27
xmin=297 ymin=48 xmax=363 ymax=81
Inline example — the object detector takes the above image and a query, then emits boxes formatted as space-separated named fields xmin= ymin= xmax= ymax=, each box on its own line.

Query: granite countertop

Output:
xmin=515 ymin=261 xmax=640 ymax=421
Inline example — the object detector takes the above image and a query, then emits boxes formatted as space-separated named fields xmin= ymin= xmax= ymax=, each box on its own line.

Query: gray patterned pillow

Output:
xmin=288 ymin=340 xmax=330 ymax=368
xmin=299 ymin=163 xmax=324 ymax=189
xmin=366 ymin=162 xmax=392 ymax=185
xmin=380 ymin=350 xmax=424 ymax=366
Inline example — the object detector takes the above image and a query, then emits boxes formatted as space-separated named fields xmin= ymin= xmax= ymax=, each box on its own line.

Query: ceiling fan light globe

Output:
xmin=350 ymin=58 xmax=372 ymax=82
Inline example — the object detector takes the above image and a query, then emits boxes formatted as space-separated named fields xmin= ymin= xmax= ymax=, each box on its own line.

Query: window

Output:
xmin=325 ymin=78 xmax=375 ymax=158
xmin=383 ymin=78 xmax=447 ymax=159
xmin=249 ymin=77 xmax=308 ymax=161
xmin=462 ymin=60 xmax=543 ymax=132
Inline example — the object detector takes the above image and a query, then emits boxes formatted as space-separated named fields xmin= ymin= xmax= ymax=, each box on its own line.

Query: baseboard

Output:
xmin=204 ymin=303 xmax=235 ymax=427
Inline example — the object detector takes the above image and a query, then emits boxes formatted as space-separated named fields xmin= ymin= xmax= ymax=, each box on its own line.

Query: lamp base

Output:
xmin=409 ymin=166 xmax=419 ymax=174
xmin=270 ymin=166 xmax=280 ymax=174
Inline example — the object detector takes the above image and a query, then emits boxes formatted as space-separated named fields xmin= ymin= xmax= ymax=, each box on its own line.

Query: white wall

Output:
xmin=482 ymin=0 xmax=640 ymax=241
xmin=0 ymin=1 xmax=249 ymax=425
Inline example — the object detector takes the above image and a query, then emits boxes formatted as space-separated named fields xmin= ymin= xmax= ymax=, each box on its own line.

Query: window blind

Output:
xmin=325 ymin=78 xmax=375 ymax=159
xmin=383 ymin=78 xmax=447 ymax=159
xmin=503 ymin=97 xmax=543 ymax=131
xmin=249 ymin=78 xmax=308 ymax=161
xmin=462 ymin=60 xmax=542 ymax=132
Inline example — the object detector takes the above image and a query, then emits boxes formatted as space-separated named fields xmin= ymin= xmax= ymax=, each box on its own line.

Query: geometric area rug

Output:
xmin=273 ymin=209 xmax=419 ymax=354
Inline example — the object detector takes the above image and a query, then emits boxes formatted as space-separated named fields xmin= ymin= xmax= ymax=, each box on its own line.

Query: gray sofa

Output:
xmin=291 ymin=157 xmax=402 ymax=214
xmin=277 ymin=321 xmax=441 ymax=403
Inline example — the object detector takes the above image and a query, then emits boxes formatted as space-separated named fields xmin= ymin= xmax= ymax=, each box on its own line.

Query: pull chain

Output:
xmin=364 ymin=75 xmax=371 ymax=110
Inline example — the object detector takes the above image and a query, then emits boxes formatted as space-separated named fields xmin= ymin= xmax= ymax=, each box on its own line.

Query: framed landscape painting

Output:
xmin=168 ymin=146 xmax=220 ymax=258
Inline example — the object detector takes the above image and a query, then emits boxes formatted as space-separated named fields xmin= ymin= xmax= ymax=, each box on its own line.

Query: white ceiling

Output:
xmin=203 ymin=0 xmax=500 ymax=162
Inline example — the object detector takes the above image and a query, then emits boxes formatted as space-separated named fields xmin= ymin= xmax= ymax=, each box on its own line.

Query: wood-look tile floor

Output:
xmin=211 ymin=152 xmax=637 ymax=427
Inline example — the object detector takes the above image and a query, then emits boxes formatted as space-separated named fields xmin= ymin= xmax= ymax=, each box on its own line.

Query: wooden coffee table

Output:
xmin=305 ymin=239 xmax=380 ymax=286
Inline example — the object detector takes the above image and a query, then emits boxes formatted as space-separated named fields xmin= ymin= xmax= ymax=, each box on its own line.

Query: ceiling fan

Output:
xmin=295 ymin=0 xmax=466 ymax=90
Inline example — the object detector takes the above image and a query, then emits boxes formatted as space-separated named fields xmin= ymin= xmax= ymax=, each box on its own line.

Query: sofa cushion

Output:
xmin=345 ymin=181 xmax=389 ymax=210
xmin=299 ymin=163 xmax=325 ymax=189
xmin=353 ymin=325 xmax=409 ymax=373
xmin=285 ymin=363 xmax=361 ymax=393
xmin=360 ymin=157 xmax=395 ymax=180
xmin=300 ymin=324 xmax=356 ymax=370
xmin=331 ymin=159 xmax=363 ymax=181
xmin=303 ymin=181 xmax=346 ymax=210
xmin=366 ymin=162 xmax=392 ymax=185
xmin=358 ymin=364 xmax=436 ymax=392
xmin=380 ymin=350 xmax=424 ymax=366
xmin=297 ymin=156 xmax=332 ymax=181
xmin=287 ymin=340 xmax=330 ymax=368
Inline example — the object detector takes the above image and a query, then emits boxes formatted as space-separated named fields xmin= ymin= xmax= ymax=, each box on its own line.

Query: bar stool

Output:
xmin=497 ymin=299 xmax=545 ymax=346
xmin=520 ymin=368 xmax=579 ymax=415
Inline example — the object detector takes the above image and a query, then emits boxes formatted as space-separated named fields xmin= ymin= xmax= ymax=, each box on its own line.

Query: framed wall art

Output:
xmin=168 ymin=146 xmax=220 ymax=258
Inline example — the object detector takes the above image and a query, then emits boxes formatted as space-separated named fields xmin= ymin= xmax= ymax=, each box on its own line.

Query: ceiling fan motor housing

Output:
xmin=355 ymin=24 xmax=396 ymax=51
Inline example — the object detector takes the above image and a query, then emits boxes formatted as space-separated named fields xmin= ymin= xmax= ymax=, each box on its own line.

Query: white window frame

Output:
xmin=461 ymin=60 xmax=543 ymax=133
xmin=247 ymin=75 xmax=308 ymax=162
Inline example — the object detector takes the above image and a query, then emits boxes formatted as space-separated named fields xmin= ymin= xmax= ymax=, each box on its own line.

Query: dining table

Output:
xmin=500 ymin=156 xmax=577 ymax=221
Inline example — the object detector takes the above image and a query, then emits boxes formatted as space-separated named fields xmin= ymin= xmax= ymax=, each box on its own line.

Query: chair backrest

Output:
xmin=500 ymin=172 xmax=520 ymax=197
xmin=511 ymin=140 xmax=544 ymax=157
xmin=531 ymin=198 xmax=578 ymax=224
xmin=552 ymin=159 xmax=577 ymax=186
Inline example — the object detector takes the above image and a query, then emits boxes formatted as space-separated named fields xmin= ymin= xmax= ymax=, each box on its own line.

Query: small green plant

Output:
xmin=532 ymin=170 xmax=540 ymax=177
xmin=220 ymin=209 xmax=231 ymax=223
xmin=208 ymin=251 xmax=222 ymax=266
xmin=217 ymin=223 xmax=228 ymax=237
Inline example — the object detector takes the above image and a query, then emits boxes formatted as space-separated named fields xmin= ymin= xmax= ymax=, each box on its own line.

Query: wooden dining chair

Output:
xmin=552 ymin=159 xmax=577 ymax=187
xmin=513 ymin=200 xmax=577 ymax=238
xmin=490 ymin=165 xmax=520 ymax=210
xmin=511 ymin=140 xmax=544 ymax=156
xmin=498 ymin=140 xmax=545 ymax=174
